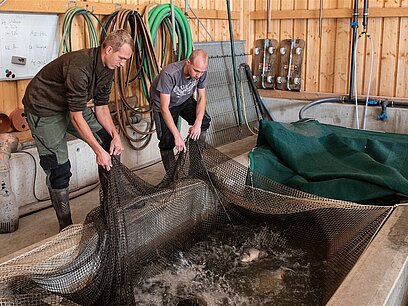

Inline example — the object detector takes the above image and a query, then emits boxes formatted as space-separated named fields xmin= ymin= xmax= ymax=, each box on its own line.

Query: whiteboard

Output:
xmin=0 ymin=12 xmax=59 ymax=81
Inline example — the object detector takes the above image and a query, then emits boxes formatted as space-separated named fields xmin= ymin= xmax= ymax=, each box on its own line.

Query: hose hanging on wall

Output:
xmin=145 ymin=3 xmax=193 ymax=69
xmin=59 ymin=6 xmax=105 ymax=55
xmin=103 ymin=9 xmax=159 ymax=150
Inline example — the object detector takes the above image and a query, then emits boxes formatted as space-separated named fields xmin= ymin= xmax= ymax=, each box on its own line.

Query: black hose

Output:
xmin=240 ymin=63 xmax=276 ymax=121
xmin=299 ymin=97 xmax=344 ymax=120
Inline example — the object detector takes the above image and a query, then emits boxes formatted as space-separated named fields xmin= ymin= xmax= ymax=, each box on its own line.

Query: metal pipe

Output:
xmin=188 ymin=4 xmax=215 ymax=41
xmin=170 ymin=0 xmax=177 ymax=60
xmin=286 ymin=39 xmax=295 ymax=91
xmin=226 ymin=0 xmax=242 ymax=127
xmin=261 ymin=39 xmax=267 ymax=89
xmin=267 ymin=0 xmax=271 ymax=35
xmin=319 ymin=0 xmax=323 ymax=37
xmin=184 ymin=0 xmax=188 ymax=14
xmin=349 ymin=0 xmax=359 ymax=100
xmin=362 ymin=0 xmax=369 ymax=32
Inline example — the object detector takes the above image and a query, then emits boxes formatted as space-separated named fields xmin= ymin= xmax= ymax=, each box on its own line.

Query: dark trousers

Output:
xmin=154 ymin=97 xmax=211 ymax=151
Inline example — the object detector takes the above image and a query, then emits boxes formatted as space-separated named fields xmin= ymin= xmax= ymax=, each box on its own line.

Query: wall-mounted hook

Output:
xmin=67 ymin=0 xmax=76 ymax=9
xmin=114 ymin=3 xmax=122 ymax=11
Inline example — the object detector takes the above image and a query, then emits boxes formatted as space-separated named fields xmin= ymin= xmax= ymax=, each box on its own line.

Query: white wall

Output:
xmin=263 ymin=97 xmax=408 ymax=134
xmin=8 ymin=119 xmax=190 ymax=208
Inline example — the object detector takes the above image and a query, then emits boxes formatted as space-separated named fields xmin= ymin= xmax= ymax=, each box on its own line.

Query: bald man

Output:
xmin=149 ymin=49 xmax=211 ymax=173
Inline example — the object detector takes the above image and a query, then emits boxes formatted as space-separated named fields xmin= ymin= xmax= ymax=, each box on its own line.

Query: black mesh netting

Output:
xmin=0 ymin=139 xmax=392 ymax=305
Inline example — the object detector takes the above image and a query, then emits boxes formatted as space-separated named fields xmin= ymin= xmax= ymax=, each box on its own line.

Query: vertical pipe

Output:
xmin=170 ymin=0 xmax=177 ymax=60
xmin=267 ymin=0 xmax=271 ymax=35
xmin=349 ymin=0 xmax=359 ymax=100
xmin=319 ymin=0 xmax=323 ymax=37
xmin=185 ymin=0 xmax=188 ymax=14
xmin=362 ymin=0 xmax=369 ymax=32
xmin=226 ymin=0 xmax=242 ymax=126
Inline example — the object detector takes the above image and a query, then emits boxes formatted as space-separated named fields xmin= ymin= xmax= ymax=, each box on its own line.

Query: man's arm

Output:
xmin=94 ymin=105 xmax=124 ymax=156
xmin=160 ymin=93 xmax=186 ymax=152
xmin=189 ymin=88 xmax=206 ymax=140
xmin=70 ymin=111 xmax=113 ymax=170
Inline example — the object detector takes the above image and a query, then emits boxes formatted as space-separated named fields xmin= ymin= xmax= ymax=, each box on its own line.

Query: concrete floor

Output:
xmin=0 ymin=136 xmax=257 ymax=263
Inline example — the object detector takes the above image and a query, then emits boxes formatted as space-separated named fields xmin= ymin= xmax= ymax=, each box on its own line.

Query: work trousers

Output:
xmin=26 ymin=108 xmax=111 ymax=189
xmin=153 ymin=97 xmax=211 ymax=151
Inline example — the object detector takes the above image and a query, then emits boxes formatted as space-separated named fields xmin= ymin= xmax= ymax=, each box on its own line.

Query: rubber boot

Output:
xmin=160 ymin=150 xmax=176 ymax=174
xmin=198 ymin=130 xmax=207 ymax=150
xmin=49 ymin=187 xmax=72 ymax=231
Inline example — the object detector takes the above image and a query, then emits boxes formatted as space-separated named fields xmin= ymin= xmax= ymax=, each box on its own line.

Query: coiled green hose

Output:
xmin=59 ymin=7 xmax=105 ymax=54
xmin=147 ymin=4 xmax=193 ymax=62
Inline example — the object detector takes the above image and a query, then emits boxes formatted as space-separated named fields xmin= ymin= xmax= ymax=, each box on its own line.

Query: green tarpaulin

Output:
xmin=249 ymin=119 xmax=408 ymax=202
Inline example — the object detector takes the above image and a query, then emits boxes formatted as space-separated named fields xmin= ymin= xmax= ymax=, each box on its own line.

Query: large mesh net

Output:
xmin=0 ymin=139 xmax=392 ymax=305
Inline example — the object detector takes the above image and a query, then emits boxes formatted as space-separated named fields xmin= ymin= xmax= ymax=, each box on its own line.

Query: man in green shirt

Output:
xmin=23 ymin=29 xmax=134 ymax=231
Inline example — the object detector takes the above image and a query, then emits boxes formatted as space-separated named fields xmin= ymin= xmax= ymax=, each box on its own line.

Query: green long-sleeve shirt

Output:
xmin=23 ymin=47 xmax=114 ymax=117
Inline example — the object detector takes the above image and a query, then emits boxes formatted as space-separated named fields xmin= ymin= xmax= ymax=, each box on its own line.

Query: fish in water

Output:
xmin=258 ymin=266 xmax=294 ymax=294
xmin=240 ymin=247 xmax=268 ymax=263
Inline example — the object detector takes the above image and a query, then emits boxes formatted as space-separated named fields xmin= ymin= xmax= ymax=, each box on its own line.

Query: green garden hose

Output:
xmin=146 ymin=4 xmax=193 ymax=65
xmin=59 ymin=7 xmax=105 ymax=55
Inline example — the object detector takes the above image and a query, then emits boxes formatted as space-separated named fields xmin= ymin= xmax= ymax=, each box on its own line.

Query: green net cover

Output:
xmin=249 ymin=119 xmax=408 ymax=202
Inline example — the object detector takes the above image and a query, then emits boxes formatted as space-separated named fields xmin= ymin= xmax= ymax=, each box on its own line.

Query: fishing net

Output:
xmin=0 ymin=138 xmax=392 ymax=305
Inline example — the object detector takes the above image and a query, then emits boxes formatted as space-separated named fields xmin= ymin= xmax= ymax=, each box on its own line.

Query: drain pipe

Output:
xmin=0 ymin=133 xmax=20 ymax=233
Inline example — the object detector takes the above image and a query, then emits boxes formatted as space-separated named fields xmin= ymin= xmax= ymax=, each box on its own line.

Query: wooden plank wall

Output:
xmin=1 ymin=0 xmax=408 ymax=126
xmin=251 ymin=0 xmax=408 ymax=99
xmin=0 ymin=0 xmax=242 ymax=123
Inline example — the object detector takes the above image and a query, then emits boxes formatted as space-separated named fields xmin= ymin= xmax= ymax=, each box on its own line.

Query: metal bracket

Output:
xmin=114 ymin=3 xmax=122 ymax=11
xmin=85 ymin=4 xmax=94 ymax=13
xmin=67 ymin=0 xmax=76 ymax=9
